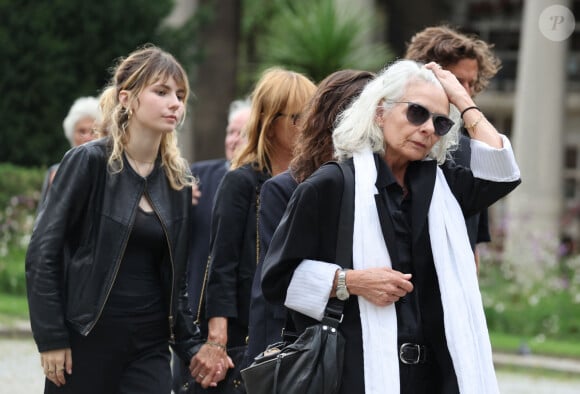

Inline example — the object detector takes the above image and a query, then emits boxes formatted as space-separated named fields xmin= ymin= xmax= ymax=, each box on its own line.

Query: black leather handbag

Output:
xmin=240 ymin=302 xmax=346 ymax=394
xmin=240 ymin=161 xmax=354 ymax=394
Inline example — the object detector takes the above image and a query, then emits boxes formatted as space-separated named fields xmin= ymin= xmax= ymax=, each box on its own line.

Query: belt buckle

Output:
xmin=399 ymin=343 xmax=422 ymax=364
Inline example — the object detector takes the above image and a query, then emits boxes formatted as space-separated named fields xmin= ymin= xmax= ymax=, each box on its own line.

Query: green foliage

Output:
xmin=255 ymin=0 xmax=393 ymax=82
xmin=480 ymin=259 xmax=580 ymax=344
xmin=0 ymin=247 xmax=28 ymax=296
xmin=490 ymin=331 xmax=580 ymax=359
xmin=0 ymin=164 xmax=44 ymax=294
xmin=0 ymin=163 xmax=44 ymax=209
xmin=0 ymin=0 xmax=202 ymax=167
xmin=0 ymin=293 xmax=30 ymax=320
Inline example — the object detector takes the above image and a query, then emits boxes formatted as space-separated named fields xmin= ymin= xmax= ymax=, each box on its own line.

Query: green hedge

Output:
xmin=0 ymin=1 xmax=200 ymax=167
xmin=480 ymin=260 xmax=580 ymax=344
xmin=0 ymin=163 xmax=45 ymax=208
xmin=0 ymin=163 xmax=45 ymax=294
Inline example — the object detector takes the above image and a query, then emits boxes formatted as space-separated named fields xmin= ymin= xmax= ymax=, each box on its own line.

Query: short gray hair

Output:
xmin=62 ymin=96 xmax=102 ymax=146
xmin=333 ymin=59 xmax=459 ymax=164
xmin=228 ymin=97 xmax=252 ymax=124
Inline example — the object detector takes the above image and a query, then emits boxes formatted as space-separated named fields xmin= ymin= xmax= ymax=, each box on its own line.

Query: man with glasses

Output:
xmin=405 ymin=25 xmax=502 ymax=271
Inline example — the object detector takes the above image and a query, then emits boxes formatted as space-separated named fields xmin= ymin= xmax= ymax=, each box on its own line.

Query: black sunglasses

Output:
xmin=387 ymin=101 xmax=454 ymax=136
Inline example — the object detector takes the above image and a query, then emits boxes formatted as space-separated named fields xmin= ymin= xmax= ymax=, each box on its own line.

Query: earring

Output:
xmin=127 ymin=108 xmax=133 ymax=120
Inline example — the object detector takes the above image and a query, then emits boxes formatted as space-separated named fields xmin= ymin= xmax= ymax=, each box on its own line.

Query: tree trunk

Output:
xmin=191 ymin=0 xmax=241 ymax=162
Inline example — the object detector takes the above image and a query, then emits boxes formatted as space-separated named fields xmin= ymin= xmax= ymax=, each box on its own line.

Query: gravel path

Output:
xmin=2 ymin=338 xmax=579 ymax=393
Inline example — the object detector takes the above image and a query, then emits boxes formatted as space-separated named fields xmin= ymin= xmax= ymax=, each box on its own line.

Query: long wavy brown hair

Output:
xmin=404 ymin=25 xmax=501 ymax=95
xmin=98 ymin=44 xmax=193 ymax=190
xmin=290 ymin=70 xmax=375 ymax=183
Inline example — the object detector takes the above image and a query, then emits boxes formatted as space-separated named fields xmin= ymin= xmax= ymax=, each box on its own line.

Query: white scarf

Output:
xmin=352 ymin=148 xmax=499 ymax=394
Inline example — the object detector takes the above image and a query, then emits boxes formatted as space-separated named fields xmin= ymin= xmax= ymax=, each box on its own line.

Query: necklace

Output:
xmin=125 ymin=150 xmax=155 ymax=177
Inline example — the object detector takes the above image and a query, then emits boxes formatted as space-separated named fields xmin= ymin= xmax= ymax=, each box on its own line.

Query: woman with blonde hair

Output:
xmin=190 ymin=67 xmax=315 ymax=391
xmin=26 ymin=44 xmax=204 ymax=393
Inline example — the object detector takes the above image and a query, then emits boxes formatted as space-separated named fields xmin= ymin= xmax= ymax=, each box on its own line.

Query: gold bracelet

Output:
xmin=205 ymin=341 xmax=227 ymax=351
xmin=466 ymin=113 xmax=484 ymax=132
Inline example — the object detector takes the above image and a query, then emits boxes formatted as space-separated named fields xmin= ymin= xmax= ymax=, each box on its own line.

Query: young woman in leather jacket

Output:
xmin=25 ymin=45 xmax=209 ymax=394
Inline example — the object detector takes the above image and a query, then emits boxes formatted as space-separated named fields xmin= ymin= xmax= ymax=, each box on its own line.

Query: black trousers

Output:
xmin=45 ymin=315 xmax=171 ymax=394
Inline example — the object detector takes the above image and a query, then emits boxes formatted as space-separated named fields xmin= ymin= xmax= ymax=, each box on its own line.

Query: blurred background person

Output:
xmin=404 ymin=25 xmax=502 ymax=270
xmin=172 ymin=97 xmax=251 ymax=393
xmin=38 ymin=96 xmax=102 ymax=207
xmin=189 ymin=67 xmax=315 ymax=391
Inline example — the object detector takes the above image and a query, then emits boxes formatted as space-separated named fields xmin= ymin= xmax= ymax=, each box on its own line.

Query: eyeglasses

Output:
xmin=275 ymin=112 xmax=301 ymax=126
xmin=387 ymin=101 xmax=454 ymax=136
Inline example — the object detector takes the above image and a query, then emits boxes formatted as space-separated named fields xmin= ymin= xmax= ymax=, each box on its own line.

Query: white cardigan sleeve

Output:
xmin=470 ymin=134 xmax=520 ymax=181
xmin=284 ymin=259 xmax=341 ymax=321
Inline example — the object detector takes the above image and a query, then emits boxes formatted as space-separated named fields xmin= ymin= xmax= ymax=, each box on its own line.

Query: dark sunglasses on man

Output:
xmin=386 ymin=101 xmax=454 ymax=136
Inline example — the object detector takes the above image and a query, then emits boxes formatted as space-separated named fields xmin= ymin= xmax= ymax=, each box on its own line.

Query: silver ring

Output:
xmin=198 ymin=374 xmax=205 ymax=379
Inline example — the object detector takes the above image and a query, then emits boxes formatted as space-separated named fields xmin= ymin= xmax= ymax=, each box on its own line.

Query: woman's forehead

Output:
xmin=402 ymin=81 xmax=449 ymax=114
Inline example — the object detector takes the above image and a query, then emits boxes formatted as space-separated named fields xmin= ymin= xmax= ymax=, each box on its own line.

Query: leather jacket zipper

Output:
xmin=82 ymin=185 xmax=142 ymax=336
xmin=146 ymin=189 xmax=177 ymax=344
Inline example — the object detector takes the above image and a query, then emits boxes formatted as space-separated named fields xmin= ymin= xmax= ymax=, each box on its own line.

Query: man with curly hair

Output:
xmin=405 ymin=25 xmax=502 ymax=270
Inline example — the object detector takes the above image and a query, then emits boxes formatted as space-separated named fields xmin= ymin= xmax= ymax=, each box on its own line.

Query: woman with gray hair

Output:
xmin=62 ymin=96 xmax=102 ymax=147
xmin=261 ymin=59 xmax=521 ymax=394
xmin=38 ymin=96 xmax=102 ymax=207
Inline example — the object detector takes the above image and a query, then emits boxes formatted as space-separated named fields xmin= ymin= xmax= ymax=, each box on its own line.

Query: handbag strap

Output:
xmin=321 ymin=160 xmax=354 ymax=329
xmin=280 ymin=161 xmax=355 ymax=337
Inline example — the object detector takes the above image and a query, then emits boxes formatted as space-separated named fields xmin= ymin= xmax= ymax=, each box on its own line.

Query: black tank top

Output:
xmin=103 ymin=207 xmax=167 ymax=319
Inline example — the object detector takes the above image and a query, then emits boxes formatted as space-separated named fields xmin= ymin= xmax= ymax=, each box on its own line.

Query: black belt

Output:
xmin=399 ymin=343 xmax=428 ymax=364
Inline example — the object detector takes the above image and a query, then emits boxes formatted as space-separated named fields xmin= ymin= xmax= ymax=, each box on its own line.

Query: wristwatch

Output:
xmin=336 ymin=269 xmax=350 ymax=301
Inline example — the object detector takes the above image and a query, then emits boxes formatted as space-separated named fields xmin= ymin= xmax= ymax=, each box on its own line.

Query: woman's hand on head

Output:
xmin=425 ymin=62 xmax=475 ymax=111
xmin=347 ymin=267 xmax=413 ymax=307
xmin=41 ymin=348 xmax=72 ymax=387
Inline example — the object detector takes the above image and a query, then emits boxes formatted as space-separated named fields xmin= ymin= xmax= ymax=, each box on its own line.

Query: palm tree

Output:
xmin=256 ymin=0 xmax=393 ymax=82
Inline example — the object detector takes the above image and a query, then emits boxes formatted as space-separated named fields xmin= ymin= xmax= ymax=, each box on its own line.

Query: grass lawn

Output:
xmin=0 ymin=293 xmax=29 ymax=323
xmin=490 ymin=331 xmax=580 ymax=359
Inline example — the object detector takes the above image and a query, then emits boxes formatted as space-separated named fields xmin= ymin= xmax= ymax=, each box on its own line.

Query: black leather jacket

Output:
xmin=25 ymin=138 xmax=202 ymax=362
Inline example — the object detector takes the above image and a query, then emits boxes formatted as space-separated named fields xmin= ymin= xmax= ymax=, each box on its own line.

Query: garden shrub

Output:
xmin=0 ymin=164 xmax=44 ymax=294
xmin=480 ymin=258 xmax=580 ymax=343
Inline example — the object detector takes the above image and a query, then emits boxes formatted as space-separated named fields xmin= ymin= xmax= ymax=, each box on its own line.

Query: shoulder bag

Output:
xmin=240 ymin=161 xmax=354 ymax=394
